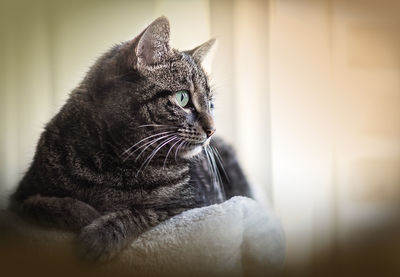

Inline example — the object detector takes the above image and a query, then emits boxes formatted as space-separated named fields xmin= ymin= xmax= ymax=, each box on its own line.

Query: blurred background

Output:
xmin=1 ymin=0 xmax=400 ymax=275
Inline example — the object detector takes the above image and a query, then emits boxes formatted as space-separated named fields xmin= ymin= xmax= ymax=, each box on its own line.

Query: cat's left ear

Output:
xmin=135 ymin=16 xmax=171 ymax=66
xmin=185 ymin=38 xmax=216 ymax=63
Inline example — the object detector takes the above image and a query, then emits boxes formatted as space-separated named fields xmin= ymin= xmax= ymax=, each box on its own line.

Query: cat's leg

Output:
xmin=78 ymin=207 xmax=183 ymax=262
xmin=17 ymin=195 xmax=101 ymax=231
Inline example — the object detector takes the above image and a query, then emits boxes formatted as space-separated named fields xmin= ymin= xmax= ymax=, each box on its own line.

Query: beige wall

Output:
xmin=270 ymin=0 xmax=336 ymax=265
xmin=210 ymin=0 xmax=272 ymax=201
xmin=270 ymin=0 xmax=400 ymax=267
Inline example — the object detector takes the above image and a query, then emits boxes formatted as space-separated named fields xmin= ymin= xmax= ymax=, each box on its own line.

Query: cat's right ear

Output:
xmin=133 ymin=16 xmax=171 ymax=67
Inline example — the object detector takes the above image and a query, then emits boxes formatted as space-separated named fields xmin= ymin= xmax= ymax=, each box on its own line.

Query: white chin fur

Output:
xmin=181 ymin=145 xmax=203 ymax=159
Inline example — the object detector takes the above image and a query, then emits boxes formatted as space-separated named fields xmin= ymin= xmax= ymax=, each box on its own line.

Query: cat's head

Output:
xmin=85 ymin=17 xmax=216 ymax=161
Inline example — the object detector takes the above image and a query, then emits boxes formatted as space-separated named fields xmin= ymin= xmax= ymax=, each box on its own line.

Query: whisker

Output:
xmin=135 ymin=135 xmax=177 ymax=178
xmin=135 ymin=124 xmax=176 ymax=129
xmin=203 ymin=147 xmax=214 ymax=181
xmin=143 ymin=136 xmax=177 ymax=172
xmin=210 ymin=145 xmax=230 ymax=183
xmin=174 ymin=140 xmax=186 ymax=161
xmin=163 ymin=138 xmax=182 ymax=168
xmin=123 ymin=133 xmax=175 ymax=162
xmin=121 ymin=130 xmax=175 ymax=156
xmin=180 ymin=141 xmax=189 ymax=157
xmin=206 ymin=146 xmax=226 ymax=202
xmin=205 ymin=147 xmax=217 ymax=188
xmin=133 ymin=133 xmax=176 ymax=162
xmin=206 ymin=147 xmax=217 ymax=181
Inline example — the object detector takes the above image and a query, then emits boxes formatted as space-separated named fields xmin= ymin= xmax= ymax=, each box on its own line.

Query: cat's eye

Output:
xmin=175 ymin=90 xmax=190 ymax=108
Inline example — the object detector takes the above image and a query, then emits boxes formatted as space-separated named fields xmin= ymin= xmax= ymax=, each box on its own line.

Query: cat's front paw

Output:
xmin=78 ymin=219 xmax=126 ymax=262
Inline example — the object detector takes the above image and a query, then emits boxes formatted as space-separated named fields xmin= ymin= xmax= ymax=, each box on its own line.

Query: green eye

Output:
xmin=175 ymin=90 xmax=190 ymax=107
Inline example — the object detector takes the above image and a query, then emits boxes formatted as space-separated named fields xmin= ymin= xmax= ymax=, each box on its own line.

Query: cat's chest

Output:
xmin=189 ymin=159 xmax=225 ymax=205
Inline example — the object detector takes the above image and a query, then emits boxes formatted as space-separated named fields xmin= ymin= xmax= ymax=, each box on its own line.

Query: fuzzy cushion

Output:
xmin=2 ymin=196 xmax=285 ymax=277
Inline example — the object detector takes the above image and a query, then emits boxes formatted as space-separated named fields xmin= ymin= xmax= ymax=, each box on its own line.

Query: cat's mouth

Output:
xmin=180 ymin=143 xmax=204 ymax=159
xmin=172 ymin=127 xmax=211 ymax=159
xmin=179 ymin=137 xmax=211 ymax=159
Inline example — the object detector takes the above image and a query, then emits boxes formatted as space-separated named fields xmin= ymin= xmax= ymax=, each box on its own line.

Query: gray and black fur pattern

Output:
xmin=9 ymin=17 xmax=251 ymax=262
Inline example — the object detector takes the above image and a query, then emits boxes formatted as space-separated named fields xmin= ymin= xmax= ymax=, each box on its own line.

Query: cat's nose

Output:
xmin=205 ymin=127 xmax=216 ymax=138
xmin=199 ymin=113 xmax=216 ymax=138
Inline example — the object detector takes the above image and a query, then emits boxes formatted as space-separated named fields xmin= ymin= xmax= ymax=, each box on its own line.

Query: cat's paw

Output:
xmin=78 ymin=219 xmax=125 ymax=262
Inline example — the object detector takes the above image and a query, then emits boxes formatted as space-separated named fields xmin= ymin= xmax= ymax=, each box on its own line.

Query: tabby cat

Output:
xmin=9 ymin=16 xmax=251 ymax=261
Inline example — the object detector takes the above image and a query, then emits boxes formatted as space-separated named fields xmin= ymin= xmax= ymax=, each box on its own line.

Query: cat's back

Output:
xmin=10 ymin=89 xmax=100 ymax=202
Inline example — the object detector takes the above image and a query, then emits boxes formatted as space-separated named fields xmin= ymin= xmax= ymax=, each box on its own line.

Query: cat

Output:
xmin=8 ymin=16 xmax=251 ymax=262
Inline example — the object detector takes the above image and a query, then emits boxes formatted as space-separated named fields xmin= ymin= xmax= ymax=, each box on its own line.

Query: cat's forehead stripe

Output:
xmin=188 ymin=60 xmax=210 ymax=97
xmin=178 ymin=52 xmax=208 ymax=94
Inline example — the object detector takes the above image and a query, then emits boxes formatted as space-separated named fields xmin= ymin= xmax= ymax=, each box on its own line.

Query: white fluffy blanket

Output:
xmin=5 ymin=196 xmax=285 ymax=276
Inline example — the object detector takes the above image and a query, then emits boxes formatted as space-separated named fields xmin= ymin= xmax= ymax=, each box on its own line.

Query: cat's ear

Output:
xmin=135 ymin=16 xmax=171 ymax=66
xmin=185 ymin=38 xmax=216 ymax=63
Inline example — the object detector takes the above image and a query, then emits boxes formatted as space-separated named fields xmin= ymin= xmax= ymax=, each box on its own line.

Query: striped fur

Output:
xmin=9 ymin=17 xmax=251 ymax=261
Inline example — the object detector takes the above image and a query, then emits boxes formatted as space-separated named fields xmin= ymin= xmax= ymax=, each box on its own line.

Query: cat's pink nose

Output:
xmin=205 ymin=128 xmax=216 ymax=138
